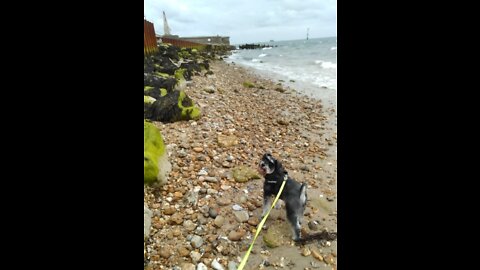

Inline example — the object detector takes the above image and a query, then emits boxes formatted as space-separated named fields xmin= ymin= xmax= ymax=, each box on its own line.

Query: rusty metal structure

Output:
xmin=144 ymin=19 xmax=158 ymax=55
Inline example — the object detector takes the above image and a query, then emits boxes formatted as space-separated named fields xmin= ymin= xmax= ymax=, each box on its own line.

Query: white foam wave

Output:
xmin=258 ymin=53 xmax=267 ymax=58
xmin=228 ymin=53 xmax=240 ymax=60
xmin=231 ymin=59 xmax=337 ymax=92
xmin=315 ymin=60 xmax=337 ymax=69
xmin=322 ymin=62 xmax=337 ymax=69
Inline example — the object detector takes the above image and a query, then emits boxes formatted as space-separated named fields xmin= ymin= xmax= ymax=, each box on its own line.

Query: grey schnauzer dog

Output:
xmin=258 ymin=153 xmax=307 ymax=241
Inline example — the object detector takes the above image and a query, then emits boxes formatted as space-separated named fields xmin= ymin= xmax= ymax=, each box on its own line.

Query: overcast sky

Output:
xmin=144 ymin=0 xmax=336 ymax=44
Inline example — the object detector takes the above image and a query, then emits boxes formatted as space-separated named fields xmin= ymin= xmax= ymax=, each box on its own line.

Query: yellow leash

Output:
xmin=237 ymin=174 xmax=288 ymax=270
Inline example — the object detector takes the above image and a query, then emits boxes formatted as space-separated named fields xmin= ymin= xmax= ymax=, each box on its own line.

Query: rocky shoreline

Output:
xmin=144 ymin=47 xmax=337 ymax=270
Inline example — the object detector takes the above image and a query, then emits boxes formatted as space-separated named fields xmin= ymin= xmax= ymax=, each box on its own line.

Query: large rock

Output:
xmin=217 ymin=134 xmax=238 ymax=147
xmin=144 ymin=95 xmax=156 ymax=104
xmin=197 ymin=58 xmax=210 ymax=70
xmin=228 ymin=229 xmax=246 ymax=241
xmin=263 ymin=226 xmax=282 ymax=248
xmin=263 ymin=223 xmax=291 ymax=248
xmin=174 ymin=68 xmax=188 ymax=90
xmin=180 ymin=61 xmax=201 ymax=80
xmin=233 ymin=210 xmax=249 ymax=223
xmin=144 ymin=121 xmax=171 ymax=185
xmin=144 ymin=73 xmax=177 ymax=92
xmin=158 ymin=43 xmax=181 ymax=61
xmin=144 ymin=44 xmax=227 ymax=124
xmin=232 ymin=166 xmax=261 ymax=183
xmin=153 ymin=56 xmax=179 ymax=75
xmin=144 ymin=85 xmax=168 ymax=100
xmin=178 ymin=47 xmax=192 ymax=60
xmin=145 ymin=90 xmax=201 ymax=123
xmin=144 ymin=95 xmax=156 ymax=115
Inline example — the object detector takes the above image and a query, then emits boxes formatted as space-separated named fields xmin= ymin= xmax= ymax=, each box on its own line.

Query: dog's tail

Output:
xmin=299 ymin=183 xmax=307 ymax=206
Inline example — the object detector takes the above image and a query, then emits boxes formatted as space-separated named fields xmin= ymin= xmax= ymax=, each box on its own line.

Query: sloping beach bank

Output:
xmin=144 ymin=59 xmax=337 ymax=270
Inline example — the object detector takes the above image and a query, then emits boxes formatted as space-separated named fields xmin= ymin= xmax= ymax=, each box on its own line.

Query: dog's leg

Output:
xmin=298 ymin=183 xmax=308 ymax=226
xmin=274 ymin=200 xmax=282 ymax=209
xmin=287 ymin=207 xmax=302 ymax=241
xmin=262 ymin=196 xmax=273 ymax=218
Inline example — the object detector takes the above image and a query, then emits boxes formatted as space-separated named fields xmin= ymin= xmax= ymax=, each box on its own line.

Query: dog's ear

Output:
xmin=274 ymin=159 xmax=282 ymax=169
xmin=274 ymin=160 xmax=289 ymax=175
xmin=265 ymin=153 xmax=275 ymax=165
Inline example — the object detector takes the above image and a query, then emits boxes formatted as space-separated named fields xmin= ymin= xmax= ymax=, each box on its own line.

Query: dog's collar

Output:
xmin=266 ymin=174 xmax=288 ymax=184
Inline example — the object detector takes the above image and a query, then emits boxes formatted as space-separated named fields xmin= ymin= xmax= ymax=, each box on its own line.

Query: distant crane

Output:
xmin=163 ymin=11 xmax=172 ymax=36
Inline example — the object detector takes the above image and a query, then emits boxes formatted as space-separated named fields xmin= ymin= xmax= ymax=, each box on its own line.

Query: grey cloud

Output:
xmin=145 ymin=0 xmax=336 ymax=44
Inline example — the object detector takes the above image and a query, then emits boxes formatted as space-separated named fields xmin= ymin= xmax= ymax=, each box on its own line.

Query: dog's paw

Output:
xmin=259 ymin=213 xmax=266 ymax=221
xmin=260 ymin=208 xmax=269 ymax=218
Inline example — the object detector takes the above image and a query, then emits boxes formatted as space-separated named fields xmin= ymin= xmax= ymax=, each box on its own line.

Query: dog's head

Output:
xmin=258 ymin=153 xmax=279 ymax=176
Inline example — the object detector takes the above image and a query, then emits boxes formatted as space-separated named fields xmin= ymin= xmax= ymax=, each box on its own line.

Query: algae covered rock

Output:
xmin=232 ymin=166 xmax=261 ymax=183
xmin=263 ymin=227 xmax=281 ymax=248
xmin=180 ymin=61 xmax=201 ymax=80
xmin=144 ymin=121 xmax=171 ymax=185
xmin=153 ymin=56 xmax=178 ymax=75
xmin=178 ymin=48 xmax=191 ymax=59
xmin=144 ymin=73 xmax=177 ymax=93
xmin=263 ymin=223 xmax=290 ymax=248
xmin=174 ymin=68 xmax=187 ymax=90
xmin=145 ymin=90 xmax=201 ymax=123
xmin=242 ymin=81 xmax=255 ymax=88
xmin=144 ymin=86 xmax=168 ymax=100
xmin=197 ymin=58 xmax=210 ymax=70
xmin=144 ymin=95 xmax=156 ymax=114
xmin=159 ymin=44 xmax=181 ymax=61
xmin=144 ymin=95 xmax=156 ymax=104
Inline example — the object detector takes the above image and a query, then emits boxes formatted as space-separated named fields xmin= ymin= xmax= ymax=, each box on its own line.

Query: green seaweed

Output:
xmin=144 ymin=121 xmax=166 ymax=184
xmin=144 ymin=95 xmax=156 ymax=104
xmin=242 ymin=82 xmax=255 ymax=88
xmin=178 ymin=90 xmax=200 ymax=120
xmin=144 ymin=86 xmax=154 ymax=92
xmin=160 ymin=88 xmax=167 ymax=97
